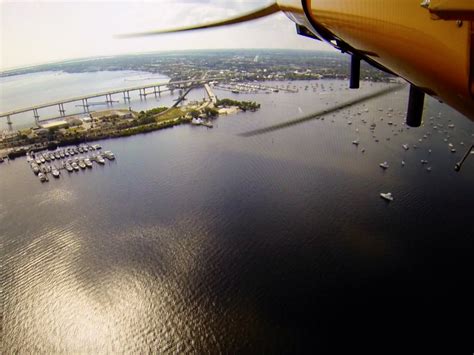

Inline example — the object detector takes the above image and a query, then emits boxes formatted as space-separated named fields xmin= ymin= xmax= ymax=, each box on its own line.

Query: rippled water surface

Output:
xmin=1 ymin=75 xmax=473 ymax=352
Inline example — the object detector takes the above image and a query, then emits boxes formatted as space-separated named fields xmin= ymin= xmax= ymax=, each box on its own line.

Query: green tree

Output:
xmin=204 ymin=107 xmax=218 ymax=118
xmin=189 ymin=109 xmax=200 ymax=118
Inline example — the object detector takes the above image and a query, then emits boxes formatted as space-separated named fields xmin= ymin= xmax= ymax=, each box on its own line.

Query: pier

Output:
xmin=1 ymin=77 xmax=222 ymax=126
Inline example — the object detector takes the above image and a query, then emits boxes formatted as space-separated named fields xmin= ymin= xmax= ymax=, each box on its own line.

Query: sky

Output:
xmin=0 ymin=0 xmax=334 ymax=71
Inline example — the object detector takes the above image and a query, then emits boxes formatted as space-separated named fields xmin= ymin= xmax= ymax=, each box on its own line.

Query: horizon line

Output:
xmin=1 ymin=47 xmax=337 ymax=74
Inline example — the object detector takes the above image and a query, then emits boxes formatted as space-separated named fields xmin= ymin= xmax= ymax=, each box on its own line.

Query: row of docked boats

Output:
xmin=28 ymin=147 xmax=114 ymax=182
xmin=26 ymin=144 xmax=102 ymax=165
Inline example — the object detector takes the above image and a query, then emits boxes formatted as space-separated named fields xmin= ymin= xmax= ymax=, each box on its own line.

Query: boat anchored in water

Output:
xmin=379 ymin=161 xmax=389 ymax=169
xmin=103 ymin=151 xmax=115 ymax=160
xmin=38 ymin=172 xmax=48 ymax=182
xmin=51 ymin=167 xmax=60 ymax=178
xmin=84 ymin=158 xmax=93 ymax=168
xmin=380 ymin=192 xmax=393 ymax=201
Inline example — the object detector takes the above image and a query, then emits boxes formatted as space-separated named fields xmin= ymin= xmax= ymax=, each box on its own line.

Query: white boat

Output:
xmin=420 ymin=160 xmax=428 ymax=164
xmin=51 ymin=168 xmax=60 ymax=178
xmin=352 ymin=140 xmax=359 ymax=146
xmin=380 ymin=192 xmax=393 ymax=201
xmin=38 ymin=172 xmax=48 ymax=182
xmin=402 ymin=144 xmax=409 ymax=150
xmin=65 ymin=164 xmax=73 ymax=172
xmin=426 ymin=167 xmax=432 ymax=172
xmin=379 ymin=161 xmax=389 ymax=169
xmin=96 ymin=155 xmax=105 ymax=164
xmin=191 ymin=118 xmax=204 ymax=125
xmin=31 ymin=163 xmax=40 ymax=174
xmin=103 ymin=151 xmax=115 ymax=160
xmin=84 ymin=158 xmax=93 ymax=168
xmin=71 ymin=162 xmax=79 ymax=171
xmin=78 ymin=160 xmax=86 ymax=169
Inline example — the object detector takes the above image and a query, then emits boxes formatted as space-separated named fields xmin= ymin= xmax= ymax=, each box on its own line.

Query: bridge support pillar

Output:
xmin=58 ymin=103 xmax=66 ymax=117
xmin=33 ymin=109 xmax=40 ymax=126
xmin=106 ymin=94 xmax=114 ymax=105
xmin=123 ymin=91 xmax=131 ymax=103
xmin=6 ymin=115 xmax=12 ymax=131
xmin=82 ymin=99 xmax=90 ymax=113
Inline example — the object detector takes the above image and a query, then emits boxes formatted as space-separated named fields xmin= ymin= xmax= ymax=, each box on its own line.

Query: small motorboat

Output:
xmin=103 ymin=151 xmax=115 ymax=160
xmin=38 ymin=172 xmax=48 ymax=182
xmin=84 ymin=158 xmax=93 ymax=168
xmin=380 ymin=192 xmax=393 ymax=201
xmin=51 ymin=167 xmax=60 ymax=178
xmin=379 ymin=161 xmax=389 ymax=169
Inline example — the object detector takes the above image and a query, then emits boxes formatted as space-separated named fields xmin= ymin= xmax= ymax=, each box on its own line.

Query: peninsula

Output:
xmin=0 ymin=97 xmax=260 ymax=159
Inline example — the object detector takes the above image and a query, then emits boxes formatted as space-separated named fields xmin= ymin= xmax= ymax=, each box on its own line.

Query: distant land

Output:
xmin=0 ymin=49 xmax=393 ymax=83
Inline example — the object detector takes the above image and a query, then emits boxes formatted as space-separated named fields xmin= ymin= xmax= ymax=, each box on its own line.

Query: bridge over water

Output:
xmin=1 ymin=77 xmax=221 ymax=127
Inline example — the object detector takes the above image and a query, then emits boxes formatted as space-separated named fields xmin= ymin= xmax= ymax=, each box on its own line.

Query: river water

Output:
xmin=1 ymin=71 xmax=473 ymax=352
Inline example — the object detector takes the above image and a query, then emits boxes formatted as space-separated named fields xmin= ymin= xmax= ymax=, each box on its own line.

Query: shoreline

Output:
xmin=0 ymin=98 xmax=258 ymax=159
